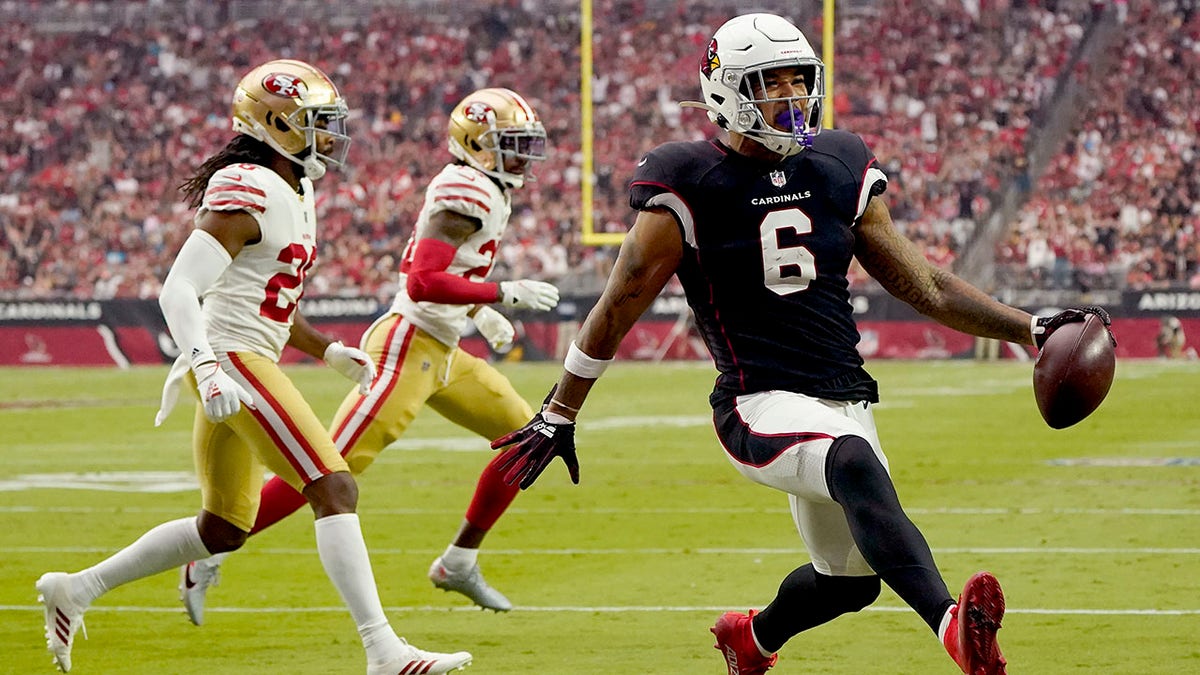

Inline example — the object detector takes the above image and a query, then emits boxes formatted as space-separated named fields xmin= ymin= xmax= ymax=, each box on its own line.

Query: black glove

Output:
xmin=1032 ymin=306 xmax=1116 ymax=349
xmin=491 ymin=403 xmax=579 ymax=490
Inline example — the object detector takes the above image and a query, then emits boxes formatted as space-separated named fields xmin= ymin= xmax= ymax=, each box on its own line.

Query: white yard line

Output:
xmin=0 ymin=604 xmax=1196 ymax=616
xmin=7 ymin=545 xmax=1200 ymax=555
xmin=3 ymin=505 xmax=1199 ymax=515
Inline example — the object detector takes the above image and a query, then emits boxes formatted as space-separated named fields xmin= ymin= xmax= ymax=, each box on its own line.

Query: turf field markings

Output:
xmin=1049 ymin=457 xmax=1200 ymax=467
xmin=0 ymin=398 xmax=156 ymax=410
xmin=8 ymin=546 xmax=1200 ymax=555
xmin=0 ymin=604 xmax=1196 ymax=616
xmin=3 ymin=505 xmax=1200 ymax=516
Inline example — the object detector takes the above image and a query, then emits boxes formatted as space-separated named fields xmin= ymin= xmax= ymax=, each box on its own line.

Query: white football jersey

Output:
xmin=199 ymin=163 xmax=317 ymax=360
xmin=391 ymin=163 xmax=512 ymax=346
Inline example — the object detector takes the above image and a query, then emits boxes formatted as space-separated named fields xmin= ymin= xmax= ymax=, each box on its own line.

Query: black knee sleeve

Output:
xmin=823 ymin=434 xmax=954 ymax=633
xmin=755 ymin=564 xmax=882 ymax=652
xmin=829 ymin=572 xmax=883 ymax=613
xmin=825 ymin=434 xmax=891 ymax=506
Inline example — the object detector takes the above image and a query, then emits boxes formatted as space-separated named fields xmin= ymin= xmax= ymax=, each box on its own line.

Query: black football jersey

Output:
xmin=629 ymin=130 xmax=887 ymax=405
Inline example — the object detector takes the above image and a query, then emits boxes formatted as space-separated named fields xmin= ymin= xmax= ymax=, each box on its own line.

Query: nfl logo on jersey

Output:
xmin=770 ymin=170 xmax=787 ymax=187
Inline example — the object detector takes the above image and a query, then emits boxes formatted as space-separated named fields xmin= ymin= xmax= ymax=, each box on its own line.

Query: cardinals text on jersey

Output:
xmin=629 ymin=130 xmax=888 ymax=404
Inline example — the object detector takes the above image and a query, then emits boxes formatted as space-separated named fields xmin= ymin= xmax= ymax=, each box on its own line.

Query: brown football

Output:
xmin=1033 ymin=314 xmax=1116 ymax=429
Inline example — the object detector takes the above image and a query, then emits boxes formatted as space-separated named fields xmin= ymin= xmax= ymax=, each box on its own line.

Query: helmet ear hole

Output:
xmin=264 ymin=111 xmax=291 ymax=133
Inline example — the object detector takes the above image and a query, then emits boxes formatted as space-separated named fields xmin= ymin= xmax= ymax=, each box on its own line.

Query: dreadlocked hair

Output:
xmin=179 ymin=135 xmax=276 ymax=209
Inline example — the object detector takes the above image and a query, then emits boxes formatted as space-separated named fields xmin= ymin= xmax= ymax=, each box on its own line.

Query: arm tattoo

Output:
xmin=856 ymin=199 xmax=1031 ymax=342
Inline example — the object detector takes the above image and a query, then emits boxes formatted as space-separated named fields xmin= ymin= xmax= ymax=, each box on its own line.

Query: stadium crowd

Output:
xmin=995 ymin=0 xmax=1200 ymax=291
xmin=1 ymin=0 xmax=1192 ymax=300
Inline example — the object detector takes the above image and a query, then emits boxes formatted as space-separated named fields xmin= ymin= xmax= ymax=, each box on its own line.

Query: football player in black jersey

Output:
xmin=493 ymin=12 xmax=1111 ymax=675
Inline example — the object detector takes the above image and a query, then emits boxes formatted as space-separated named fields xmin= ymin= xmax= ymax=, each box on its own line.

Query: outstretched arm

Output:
xmin=545 ymin=207 xmax=684 ymax=416
xmin=406 ymin=209 xmax=559 ymax=311
xmin=491 ymin=207 xmax=683 ymax=488
xmin=853 ymin=197 xmax=1035 ymax=345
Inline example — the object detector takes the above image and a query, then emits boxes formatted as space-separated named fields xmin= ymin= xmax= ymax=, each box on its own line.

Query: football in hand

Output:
xmin=1033 ymin=314 xmax=1116 ymax=429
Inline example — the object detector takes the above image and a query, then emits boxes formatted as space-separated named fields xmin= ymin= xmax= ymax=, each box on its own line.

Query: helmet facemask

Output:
xmin=297 ymin=103 xmax=351 ymax=179
xmin=733 ymin=60 xmax=824 ymax=155
xmin=493 ymin=127 xmax=548 ymax=186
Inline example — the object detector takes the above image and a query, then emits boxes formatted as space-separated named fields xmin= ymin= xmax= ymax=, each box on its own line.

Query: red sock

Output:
xmin=464 ymin=453 xmax=521 ymax=530
xmin=250 ymin=475 xmax=309 ymax=535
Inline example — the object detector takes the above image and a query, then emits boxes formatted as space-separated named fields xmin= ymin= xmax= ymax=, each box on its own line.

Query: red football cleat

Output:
xmin=943 ymin=571 xmax=1008 ymax=675
xmin=711 ymin=609 xmax=778 ymax=675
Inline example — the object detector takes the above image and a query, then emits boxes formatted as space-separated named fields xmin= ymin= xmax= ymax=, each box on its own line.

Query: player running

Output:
xmin=491 ymin=13 xmax=1111 ymax=675
xmin=179 ymin=87 xmax=557 ymax=620
xmin=35 ymin=60 xmax=471 ymax=674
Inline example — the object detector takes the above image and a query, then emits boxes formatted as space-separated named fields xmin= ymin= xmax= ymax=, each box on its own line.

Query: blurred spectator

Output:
xmin=4 ymin=0 xmax=1182 ymax=300
xmin=1157 ymin=315 xmax=1197 ymax=359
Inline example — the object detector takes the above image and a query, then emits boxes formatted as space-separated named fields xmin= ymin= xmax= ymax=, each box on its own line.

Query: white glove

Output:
xmin=194 ymin=361 xmax=255 ymax=423
xmin=499 ymin=279 xmax=560 ymax=311
xmin=324 ymin=341 xmax=376 ymax=395
xmin=473 ymin=306 xmax=515 ymax=354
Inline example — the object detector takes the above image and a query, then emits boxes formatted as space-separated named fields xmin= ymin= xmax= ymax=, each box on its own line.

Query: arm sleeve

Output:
xmin=405 ymin=238 xmax=501 ymax=305
xmin=158 ymin=229 xmax=233 ymax=367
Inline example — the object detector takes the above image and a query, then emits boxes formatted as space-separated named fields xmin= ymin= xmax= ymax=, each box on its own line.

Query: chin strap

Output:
xmin=301 ymin=156 xmax=326 ymax=180
xmin=237 ymin=120 xmax=326 ymax=180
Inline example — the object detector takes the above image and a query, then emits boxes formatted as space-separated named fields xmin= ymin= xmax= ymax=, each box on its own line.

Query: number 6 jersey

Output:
xmin=199 ymin=163 xmax=317 ymax=361
xmin=629 ymin=130 xmax=887 ymax=405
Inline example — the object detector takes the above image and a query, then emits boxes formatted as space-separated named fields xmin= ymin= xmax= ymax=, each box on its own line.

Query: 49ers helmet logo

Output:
xmin=463 ymin=102 xmax=494 ymax=123
xmin=262 ymin=73 xmax=307 ymax=98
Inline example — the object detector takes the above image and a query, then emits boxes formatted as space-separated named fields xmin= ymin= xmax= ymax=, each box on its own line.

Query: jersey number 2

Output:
xmin=261 ymin=243 xmax=316 ymax=322
xmin=760 ymin=208 xmax=817 ymax=295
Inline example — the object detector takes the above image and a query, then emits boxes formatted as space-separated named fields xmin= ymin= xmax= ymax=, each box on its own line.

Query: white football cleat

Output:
xmin=179 ymin=555 xmax=223 ymax=626
xmin=367 ymin=640 xmax=472 ymax=675
xmin=36 ymin=572 xmax=88 ymax=673
xmin=428 ymin=557 xmax=512 ymax=612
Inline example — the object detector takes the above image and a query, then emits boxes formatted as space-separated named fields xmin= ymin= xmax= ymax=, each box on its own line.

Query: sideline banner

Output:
xmin=1 ymin=292 xmax=1196 ymax=366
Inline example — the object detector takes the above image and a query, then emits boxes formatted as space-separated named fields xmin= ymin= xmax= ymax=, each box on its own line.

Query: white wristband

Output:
xmin=564 ymin=341 xmax=612 ymax=379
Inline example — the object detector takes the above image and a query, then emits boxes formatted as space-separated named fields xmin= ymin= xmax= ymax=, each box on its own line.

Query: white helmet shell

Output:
xmin=698 ymin=13 xmax=824 ymax=156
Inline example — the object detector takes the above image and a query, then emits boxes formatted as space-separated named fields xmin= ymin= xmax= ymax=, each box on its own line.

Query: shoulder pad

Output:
xmin=202 ymin=164 xmax=269 ymax=214
xmin=427 ymin=165 xmax=501 ymax=221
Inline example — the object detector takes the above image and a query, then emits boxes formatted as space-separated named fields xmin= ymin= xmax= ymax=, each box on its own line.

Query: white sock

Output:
xmin=937 ymin=604 xmax=956 ymax=644
xmin=314 ymin=513 xmax=403 ymax=662
xmin=439 ymin=544 xmax=478 ymax=572
xmin=749 ymin=622 xmax=773 ymax=658
xmin=72 ymin=517 xmax=210 ymax=606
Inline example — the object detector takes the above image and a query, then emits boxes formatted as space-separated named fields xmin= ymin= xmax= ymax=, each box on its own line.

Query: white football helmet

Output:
xmin=231 ymin=59 xmax=350 ymax=180
xmin=448 ymin=88 xmax=547 ymax=189
xmin=695 ymin=13 xmax=824 ymax=156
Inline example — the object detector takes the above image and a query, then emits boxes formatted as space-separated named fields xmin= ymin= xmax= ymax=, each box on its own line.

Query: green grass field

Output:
xmin=2 ymin=359 xmax=1198 ymax=674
